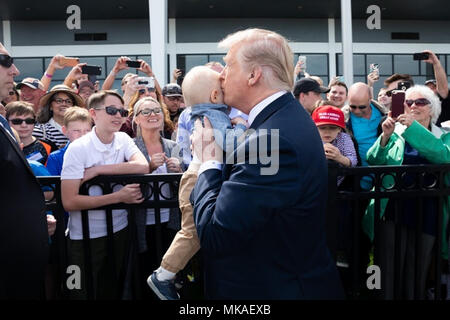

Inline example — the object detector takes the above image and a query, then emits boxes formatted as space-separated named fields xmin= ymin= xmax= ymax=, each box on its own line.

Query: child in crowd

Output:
xmin=60 ymin=90 xmax=149 ymax=299
xmin=147 ymin=66 xmax=247 ymax=300
xmin=312 ymin=105 xmax=358 ymax=184
xmin=312 ymin=105 xmax=358 ymax=272
xmin=46 ymin=106 xmax=92 ymax=176
xmin=6 ymin=101 xmax=58 ymax=165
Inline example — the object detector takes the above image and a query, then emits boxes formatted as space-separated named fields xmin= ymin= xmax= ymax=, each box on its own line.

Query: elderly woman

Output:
xmin=132 ymin=96 xmax=182 ymax=297
xmin=33 ymin=84 xmax=85 ymax=148
xmin=363 ymin=85 xmax=450 ymax=299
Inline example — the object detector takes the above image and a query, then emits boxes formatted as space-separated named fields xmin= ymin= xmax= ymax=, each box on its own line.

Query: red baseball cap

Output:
xmin=312 ymin=105 xmax=346 ymax=129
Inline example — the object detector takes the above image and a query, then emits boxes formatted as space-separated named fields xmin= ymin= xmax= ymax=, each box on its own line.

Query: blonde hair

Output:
xmin=63 ymin=106 xmax=92 ymax=127
xmin=182 ymin=66 xmax=220 ymax=106
xmin=218 ymin=28 xmax=294 ymax=91
xmin=133 ymin=97 xmax=164 ymax=137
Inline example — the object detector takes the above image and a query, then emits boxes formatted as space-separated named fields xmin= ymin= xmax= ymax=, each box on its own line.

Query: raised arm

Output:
xmin=41 ymin=54 xmax=68 ymax=91
xmin=102 ymin=56 xmax=131 ymax=91
xmin=424 ymin=50 xmax=449 ymax=99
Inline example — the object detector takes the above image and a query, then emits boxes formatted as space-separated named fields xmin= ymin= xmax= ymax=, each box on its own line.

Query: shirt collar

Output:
xmin=91 ymin=126 xmax=122 ymax=152
xmin=247 ymin=91 xmax=286 ymax=127
xmin=49 ymin=117 xmax=62 ymax=132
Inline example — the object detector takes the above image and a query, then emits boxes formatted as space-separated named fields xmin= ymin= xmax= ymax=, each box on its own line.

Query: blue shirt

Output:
xmin=46 ymin=143 xmax=69 ymax=176
xmin=350 ymin=103 xmax=383 ymax=190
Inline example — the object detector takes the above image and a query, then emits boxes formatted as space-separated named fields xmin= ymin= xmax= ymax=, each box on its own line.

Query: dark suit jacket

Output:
xmin=0 ymin=124 xmax=49 ymax=299
xmin=193 ymin=92 xmax=344 ymax=299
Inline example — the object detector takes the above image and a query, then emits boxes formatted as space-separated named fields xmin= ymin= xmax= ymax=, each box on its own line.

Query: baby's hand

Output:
xmin=231 ymin=116 xmax=247 ymax=128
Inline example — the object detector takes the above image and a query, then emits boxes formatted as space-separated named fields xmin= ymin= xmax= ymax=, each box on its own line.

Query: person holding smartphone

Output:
xmin=364 ymin=84 xmax=449 ymax=300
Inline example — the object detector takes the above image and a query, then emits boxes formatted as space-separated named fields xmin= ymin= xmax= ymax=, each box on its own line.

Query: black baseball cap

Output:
xmin=293 ymin=78 xmax=330 ymax=97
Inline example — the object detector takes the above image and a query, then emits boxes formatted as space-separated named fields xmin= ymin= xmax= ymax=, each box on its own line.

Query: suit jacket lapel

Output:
xmin=249 ymin=92 xmax=293 ymax=130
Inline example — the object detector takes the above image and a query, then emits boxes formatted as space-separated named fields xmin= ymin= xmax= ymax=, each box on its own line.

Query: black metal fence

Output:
xmin=39 ymin=163 xmax=450 ymax=300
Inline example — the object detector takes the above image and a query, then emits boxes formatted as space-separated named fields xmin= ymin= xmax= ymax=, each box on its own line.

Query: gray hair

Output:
xmin=405 ymin=85 xmax=441 ymax=124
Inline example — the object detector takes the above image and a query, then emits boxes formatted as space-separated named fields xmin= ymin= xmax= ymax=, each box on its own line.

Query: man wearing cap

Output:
xmin=162 ymin=83 xmax=183 ymax=122
xmin=293 ymin=78 xmax=330 ymax=114
xmin=17 ymin=77 xmax=46 ymax=114
xmin=0 ymin=42 xmax=49 ymax=299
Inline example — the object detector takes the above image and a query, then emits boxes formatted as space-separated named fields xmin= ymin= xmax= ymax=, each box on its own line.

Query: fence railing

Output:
xmin=39 ymin=163 xmax=450 ymax=300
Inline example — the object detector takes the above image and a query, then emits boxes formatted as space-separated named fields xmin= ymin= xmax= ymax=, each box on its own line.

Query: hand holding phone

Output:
xmin=413 ymin=52 xmax=430 ymax=60
xmin=60 ymin=57 xmax=80 ymax=67
xmin=298 ymin=56 xmax=307 ymax=71
xmin=391 ymin=90 xmax=405 ymax=118
xmin=81 ymin=65 xmax=102 ymax=75
xmin=126 ymin=60 xmax=142 ymax=68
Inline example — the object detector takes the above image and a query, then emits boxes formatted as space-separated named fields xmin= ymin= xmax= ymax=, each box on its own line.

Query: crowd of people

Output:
xmin=1 ymin=29 xmax=450 ymax=300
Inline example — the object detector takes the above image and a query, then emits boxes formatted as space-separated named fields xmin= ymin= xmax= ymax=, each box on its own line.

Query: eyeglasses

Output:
xmin=405 ymin=98 xmax=430 ymax=107
xmin=53 ymin=98 xmax=74 ymax=106
xmin=138 ymin=108 xmax=162 ymax=116
xmin=349 ymin=105 xmax=368 ymax=110
xmin=9 ymin=118 xmax=36 ymax=125
xmin=0 ymin=54 xmax=14 ymax=68
xmin=95 ymin=105 xmax=129 ymax=117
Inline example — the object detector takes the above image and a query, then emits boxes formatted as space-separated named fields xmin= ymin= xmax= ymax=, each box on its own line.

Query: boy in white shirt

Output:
xmin=61 ymin=90 xmax=149 ymax=299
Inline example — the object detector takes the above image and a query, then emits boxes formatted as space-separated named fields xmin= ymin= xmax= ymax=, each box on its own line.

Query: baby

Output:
xmin=147 ymin=66 xmax=247 ymax=300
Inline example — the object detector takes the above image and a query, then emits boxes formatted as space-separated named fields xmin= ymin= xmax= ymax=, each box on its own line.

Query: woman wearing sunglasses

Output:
xmin=364 ymin=85 xmax=450 ymax=299
xmin=33 ymin=84 xmax=85 ymax=149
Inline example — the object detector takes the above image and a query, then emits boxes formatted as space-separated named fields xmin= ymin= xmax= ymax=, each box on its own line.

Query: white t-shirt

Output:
xmin=145 ymin=163 xmax=170 ymax=225
xmin=61 ymin=127 xmax=141 ymax=240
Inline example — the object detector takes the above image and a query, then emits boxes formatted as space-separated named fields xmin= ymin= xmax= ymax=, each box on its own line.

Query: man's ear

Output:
xmin=248 ymin=66 xmax=262 ymax=86
xmin=62 ymin=125 xmax=67 ymax=135
xmin=88 ymin=108 xmax=97 ymax=122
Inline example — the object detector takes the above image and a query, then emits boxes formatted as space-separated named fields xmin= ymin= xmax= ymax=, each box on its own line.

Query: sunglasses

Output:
xmin=138 ymin=108 xmax=162 ymax=116
xmin=139 ymin=87 xmax=156 ymax=95
xmin=0 ymin=54 xmax=14 ymax=68
xmin=10 ymin=118 xmax=36 ymax=125
xmin=349 ymin=105 xmax=368 ymax=110
xmin=95 ymin=106 xmax=129 ymax=117
xmin=405 ymin=98 xmax=430 ymax=107
xmin=166 ymin=96 xmax=182 ymax=101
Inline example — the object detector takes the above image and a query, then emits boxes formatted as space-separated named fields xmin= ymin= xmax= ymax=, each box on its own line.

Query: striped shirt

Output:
xmin=33 ymin=119 xmax=68 ymax=149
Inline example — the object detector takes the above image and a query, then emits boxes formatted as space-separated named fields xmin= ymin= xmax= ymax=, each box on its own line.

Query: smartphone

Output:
xmin=60 ymin=57 xmax=79 ymax=67
xmin=391 ymin=90 xmax=405 ymax=118
xmin=369 ymin=63 xmax=379 ymax=73
xmin=81 ymin=65 xmax=102 ymax=75
xmin=298 ymin=56 xmax=307 ymax=71
xmin=397 ymin=81 xmax=411 ymax=91
xmin=413 ymin=52 xmax=429 ymax=60
xmin=138 ymin=76 xmax=155 ymax=88
xmin=177 ymin=70 xmax=184 ymax=86
xmin=126 ymin=60 xmax=141 ymax=68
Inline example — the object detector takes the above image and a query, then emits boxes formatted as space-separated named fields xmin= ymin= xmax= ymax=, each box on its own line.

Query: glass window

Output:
xmin=208 ymin=55 xmax=226 ymax=66
xmin=137 ymin=55 xmax=152 ymax=77
xmin=337 ymin=54 xmax=365 ymax=76
xmin=394 ymin=55 xmax=419 ymax=75
xmin=15 ymin=58 xmax=44 ymax=81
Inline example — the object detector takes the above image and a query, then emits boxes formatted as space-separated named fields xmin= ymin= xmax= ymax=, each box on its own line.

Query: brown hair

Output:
xmin=5 ymin=101 xmax=35 ymax=119
xmin=328 ymin=79 xmax=348 ymax=94
xmin=63 ymin=106 xmax=92 ymax=127
xmin=87 ymin=90 xmax=124 ymax=110
xmin=384 ymin=73 xmax=414 ymax=86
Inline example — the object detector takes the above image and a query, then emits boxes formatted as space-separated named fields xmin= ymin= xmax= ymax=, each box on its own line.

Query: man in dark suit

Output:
xmin=191 ymin=29 xmax=344 ymax=299
xmin=0 ymin=42 xmax=49 ymax=299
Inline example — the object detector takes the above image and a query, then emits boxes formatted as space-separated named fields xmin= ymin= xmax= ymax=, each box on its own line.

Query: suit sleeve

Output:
xmin=193 ymin=133 xmax=301 ymax=257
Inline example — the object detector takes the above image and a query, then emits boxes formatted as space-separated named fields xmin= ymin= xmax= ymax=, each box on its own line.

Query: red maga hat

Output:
xmin=312 ymin=105 xmax=346 ymax=129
